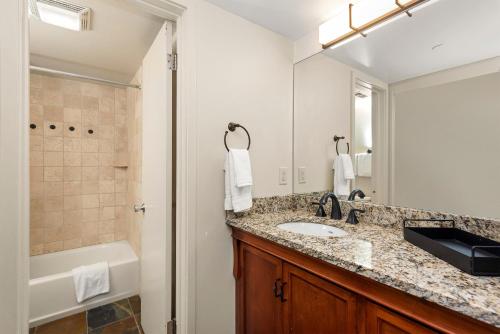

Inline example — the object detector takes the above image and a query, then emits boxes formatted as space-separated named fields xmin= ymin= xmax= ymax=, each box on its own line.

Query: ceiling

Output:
xmin=205 ymin=0 xmax=349 ymax=40
xmin=324 ymin=0 xmax=500 ymax=83
xmin=31 ymin=0 xmax=500 ymax=84
xmin=207 ymin=0 xmax=500 ymax=83
xmin=30 ymin=0 xmax=164 ymax=82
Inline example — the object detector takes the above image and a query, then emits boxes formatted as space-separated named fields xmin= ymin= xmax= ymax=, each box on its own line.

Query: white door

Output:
xmin=141 ymin=21 xmax=173 ymax=334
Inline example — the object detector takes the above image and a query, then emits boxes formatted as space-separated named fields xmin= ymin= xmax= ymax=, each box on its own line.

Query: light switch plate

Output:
xmin=279 ymin=167 xmax=288 ymax=185
xmin=298 ymin=167 xmax=306 ymax=184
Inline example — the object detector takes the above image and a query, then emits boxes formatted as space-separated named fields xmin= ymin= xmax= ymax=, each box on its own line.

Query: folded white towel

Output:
xmin=356 ymin=153 xmax=372 ymax=177
xmin=224 ymin=155 xmax=233 ymax=210
xmin=224 ymin=149 xmax=253 ymax=212
xmin=333 ymin=156 xmax=350 ymax=196
xmin=230 ymin=149 xmax=253 ymax=187
xmin=72 ymin=262 xmax=110 ymax=303
xmin=333 ymin=154 xmax=354 ymax=196
xmin=340 ymin=154 xmax=355 ymax=180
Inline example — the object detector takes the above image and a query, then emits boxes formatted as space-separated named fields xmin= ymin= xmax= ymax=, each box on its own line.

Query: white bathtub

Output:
xmin=29 ymin=240 xmax=139 ymax=327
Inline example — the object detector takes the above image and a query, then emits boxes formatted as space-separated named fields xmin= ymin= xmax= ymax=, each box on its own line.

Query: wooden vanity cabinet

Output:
xmin=282 ymin=263 xmax=358 ymax=334
xmin=236 ymin=243 xmax=283 ymax=334
xmin=232 ymin=228 xmax=500 ymax=334
xmin=365 ymin=301 xmax=437 ymax=334
xmin=236 ymin=242 xmax=357 ymax=334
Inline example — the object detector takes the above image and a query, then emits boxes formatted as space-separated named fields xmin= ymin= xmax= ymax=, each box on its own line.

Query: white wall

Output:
xmin=193 ymin=1 xmax=293 ymax=333
xmin=294 ymin=30 xmax=322 ymax=64
xmin=391 ymin=63 xmax=500 ymax=219
xmin=6 ymin=1 xmax=292 ymax=332
xmin=293 ymin=53 xmax=351 ymax=193
xmin=0 ymin=0 xmax=29 ymax=333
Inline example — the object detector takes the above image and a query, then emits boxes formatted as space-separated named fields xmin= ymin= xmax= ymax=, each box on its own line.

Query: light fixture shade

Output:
xmin=319 ymin=0 xmax=432 ymax=49
xmin=319 ymin=6 xmax=351 ymax=45
xmin=319 ymin=0 xmax=402 ymax=45
xmin=351 ymin=0 xmax=399 ymax=27
xmin=29 ymin=0 xmax=91 ymax=31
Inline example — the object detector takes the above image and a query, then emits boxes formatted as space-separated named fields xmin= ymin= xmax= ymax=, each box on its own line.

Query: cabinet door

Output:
xmin=282 ymin=263 xmax=357 ymax=334
xmin=237 ymin=243 xmax=283 ymax=334
xmin=366 ymin=302 xmax=438 ymax=334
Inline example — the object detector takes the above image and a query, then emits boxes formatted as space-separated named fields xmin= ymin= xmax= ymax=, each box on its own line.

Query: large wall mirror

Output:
xmin=293 ymin=0 xmax=500 ymax=220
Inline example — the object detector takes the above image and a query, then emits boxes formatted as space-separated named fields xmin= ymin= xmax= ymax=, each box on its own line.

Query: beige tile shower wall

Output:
xmin=126 ymin=71 xmax=142 ymax=256
xmin=29 ymin=73 xmax=129 ymax=255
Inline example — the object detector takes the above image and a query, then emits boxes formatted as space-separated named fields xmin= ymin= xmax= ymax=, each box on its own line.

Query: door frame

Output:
xmin=4 ymin=0 xmax=198 ymax=333
xmin=0 ymin=1 xmax=30 ymax=333
xmin=350 ymin=71 xmax=390 ymax=204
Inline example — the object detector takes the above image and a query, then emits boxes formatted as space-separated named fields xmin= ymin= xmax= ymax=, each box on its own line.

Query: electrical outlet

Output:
xmin=279 ymin=167 xmax=288 ymax=185
xmin=298 ymin=167 xmax=306 ymax=184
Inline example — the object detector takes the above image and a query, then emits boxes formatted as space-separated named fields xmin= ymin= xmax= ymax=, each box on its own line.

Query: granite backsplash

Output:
xmin=228 ymin=193 xmax=500 ymax=242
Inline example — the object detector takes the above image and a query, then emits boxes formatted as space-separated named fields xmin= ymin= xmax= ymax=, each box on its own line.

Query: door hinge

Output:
xmin=167 ymin=319 xmax=177 ymax=334
xmin=168 ymin=53 xmax=178 ymax=71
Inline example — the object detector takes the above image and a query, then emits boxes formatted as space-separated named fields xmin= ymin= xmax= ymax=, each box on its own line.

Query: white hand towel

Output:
xmin=230 ymin=149 xmax=253 ymax=187
xmin=340 ymin=154 xmax=355 ymax=180
xmin=224 ymin=149 xmax=253 ymax=212
xmin=333 ymin=156 xmax=350 ymax=196
xmin=224 ymin=155 xmax=233 ymax=210
xmin=72 ymin=261 xmax=110 ymax=303
xmin=356 ymin=153 xmax=372 ymax=177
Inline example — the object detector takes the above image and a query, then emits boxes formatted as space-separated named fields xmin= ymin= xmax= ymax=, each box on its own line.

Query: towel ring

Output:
xmin=334 ymin=135 xmax=349 ymax=155
xmin=224 ymin=122 xmax=251 ymax=152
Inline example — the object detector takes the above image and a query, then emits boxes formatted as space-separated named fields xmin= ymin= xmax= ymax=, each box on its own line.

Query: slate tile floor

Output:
xmin=29 ymin=295 xmax=144 ymax=334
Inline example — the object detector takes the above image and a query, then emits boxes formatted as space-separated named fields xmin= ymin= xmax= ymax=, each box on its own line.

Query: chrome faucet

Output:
xmin=315 ymin=192 xmax=342 ymax=220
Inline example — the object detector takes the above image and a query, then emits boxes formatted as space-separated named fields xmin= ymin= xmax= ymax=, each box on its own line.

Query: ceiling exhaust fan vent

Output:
xmin=29 ymin=0 xmax=92 ymax=31
xmin=79 ymin=7 xmax=91 ymax=31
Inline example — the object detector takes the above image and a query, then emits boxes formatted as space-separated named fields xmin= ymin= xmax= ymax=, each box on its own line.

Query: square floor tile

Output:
xmin=87 ymin=299 xmax=133 ymax=330
xmin=35 ymin=312 xmax=87 ymax=334
xmin=88 ymin=317 xmax=139 ymax=334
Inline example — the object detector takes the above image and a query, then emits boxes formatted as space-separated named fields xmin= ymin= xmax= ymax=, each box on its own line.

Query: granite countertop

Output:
xmin=226 ymin=209 xmax=500 ymax=328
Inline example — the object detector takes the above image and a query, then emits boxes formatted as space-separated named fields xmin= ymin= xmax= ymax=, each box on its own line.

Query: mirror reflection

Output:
xmin=293 ymin=0 xmax=500 ymax=219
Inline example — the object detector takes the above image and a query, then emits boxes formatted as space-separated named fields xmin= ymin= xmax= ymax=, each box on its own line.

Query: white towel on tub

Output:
xmin=72 ymin=261 xmax=110 ymax=303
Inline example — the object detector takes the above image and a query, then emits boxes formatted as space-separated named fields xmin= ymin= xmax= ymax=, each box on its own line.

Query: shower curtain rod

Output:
xmin=30 ymin=66 xmax=141 ymax=89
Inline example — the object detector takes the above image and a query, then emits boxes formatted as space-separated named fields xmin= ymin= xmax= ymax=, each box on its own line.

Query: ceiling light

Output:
xmin=29 ymin=0 xmax=91 ymax=31
xmin=319 ymin=0 xmax=434 ymax=49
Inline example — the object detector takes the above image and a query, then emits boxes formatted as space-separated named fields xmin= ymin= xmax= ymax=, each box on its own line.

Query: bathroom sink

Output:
xmin=277 ymin=222 xmax=347 ymax=237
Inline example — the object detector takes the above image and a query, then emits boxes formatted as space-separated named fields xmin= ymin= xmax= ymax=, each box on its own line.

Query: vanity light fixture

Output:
xmin=319 ymin=0 xmax=432 ymax=49
xmin=29 ymin=0 xmax=92 ymax=31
